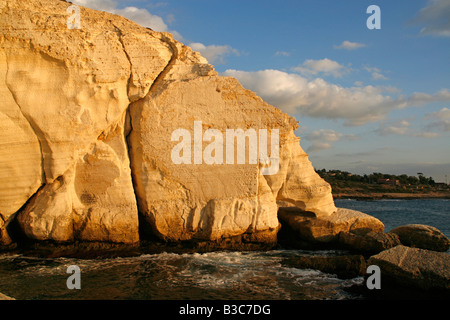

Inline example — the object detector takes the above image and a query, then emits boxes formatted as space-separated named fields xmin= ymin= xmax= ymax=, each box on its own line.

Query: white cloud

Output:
xmin=306 ymin=129 xmax=343 ymax=142
xmin=113 ymin=6 xmax=169 ymax=31
xmin=72 ymin=0 xmax=169 ymax=31
xmin=304 ymin=129 xmax=359 ymax=153
xmin=408 ymin=89 xmax=450 ymax=106
xmin=377 ymin=119 xmax=440 ymax=138
xmin=377 ymin=120 xmax=411 ymax=136
xmin=364 ymin=66 xmax=388 ymax=81
xmin=275 ymin=51 xmax=291 ymax=57
xmin=189 ymin=43 xmax=239 ymax=64
xmin=411 ymin=0 xmax=450 ymax=37
xmin=413 ymin=132 xmax=440 ymax=138
xmin=166 ymin=13 xmax=176 ymax=24
xmin=307 ymin=142 xmax=333 ymax=153
xmin=223 ymin=69 xmax=407 ymax=126
xmin=293 ymin=58 xmax=349 ymax=78
xmin=71 ymin=0 xmax=116 ymax=11
xmin=425 ymin=107 xmax=450 ymax=131
xmin=333 ymin=41 xmax=367 ymax=50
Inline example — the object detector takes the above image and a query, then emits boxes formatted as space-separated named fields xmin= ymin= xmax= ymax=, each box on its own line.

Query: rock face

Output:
xmin=0 ymin=0 xmax=336 ymax=246
xmin=390 ymin=224 xmax=450 ymax=252
xmin=368 ymin=245 xmax=450 ymax=292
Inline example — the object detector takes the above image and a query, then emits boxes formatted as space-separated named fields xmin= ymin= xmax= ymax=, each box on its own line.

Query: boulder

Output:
xmin=278 ymin=207 xmax=384 ymax=244
xmin=338 ymin=230 xmax=401 ymax=254
xmin=368 ymin=245 xmax=450 ymax=292
xmin=390 ymin=224 xmax=450 ymax=252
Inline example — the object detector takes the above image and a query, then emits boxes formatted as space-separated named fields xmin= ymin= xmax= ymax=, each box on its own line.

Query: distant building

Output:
xmin=377 ymin=179 xmax=400 ymax=186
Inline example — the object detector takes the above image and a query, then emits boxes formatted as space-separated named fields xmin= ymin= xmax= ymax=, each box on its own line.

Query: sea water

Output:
xmin=0 ymin=199 xmax=448 ymax=300
xmin=335 ymin=198 xmax=450 ymax=238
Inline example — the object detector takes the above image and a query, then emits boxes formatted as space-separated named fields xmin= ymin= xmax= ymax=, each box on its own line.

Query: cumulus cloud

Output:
xmin=113 ymin=6 xmax=169 ymax=31
xmin=304 ymin=129 xmax=359 ymax=152
xmin=410 ymin=0 xmax=450 ymax=37
xmin=333 ymin=41 xmax=367 ymax=50
xmin=293 ymin=58 xmax=349 ymax=78
xmin=223 ymin=69 xmax=407 ymax=126
xmin=189 ymin=43 xmax=239 ymax=64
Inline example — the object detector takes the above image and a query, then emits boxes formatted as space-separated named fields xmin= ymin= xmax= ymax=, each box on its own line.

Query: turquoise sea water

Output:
xmin=0 ymin=199 xmax=448 ymax=300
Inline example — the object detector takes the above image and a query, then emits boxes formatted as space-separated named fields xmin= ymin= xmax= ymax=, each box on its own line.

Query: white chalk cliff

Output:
xmin=0 ymin=0 xmax=336 ymax=246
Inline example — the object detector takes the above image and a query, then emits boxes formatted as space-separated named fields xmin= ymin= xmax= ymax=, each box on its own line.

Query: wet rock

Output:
xmin=283 ymin=254 xmax=367 ymax=279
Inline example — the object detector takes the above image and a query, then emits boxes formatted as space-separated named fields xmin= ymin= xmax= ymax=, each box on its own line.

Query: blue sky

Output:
xmin=74 ymin=0 xmax=450 ymax=182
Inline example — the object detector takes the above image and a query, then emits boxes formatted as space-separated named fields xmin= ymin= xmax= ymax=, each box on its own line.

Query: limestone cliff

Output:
xmin=0 ymin=0 xmax=336 ymax=247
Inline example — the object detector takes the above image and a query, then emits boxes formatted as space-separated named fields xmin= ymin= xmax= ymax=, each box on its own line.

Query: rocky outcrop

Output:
xmin=368 ymin=245 xmax=450 ymax=292
xmin=390 ymin=224 xmax=450 ymax=252
xmin=338 ymin=230 xmax=401 ymax=254
xmin=0 ymin=0 xmax=336 ymax=247
xmin=278 ymin=207 xmax=384 ymax=246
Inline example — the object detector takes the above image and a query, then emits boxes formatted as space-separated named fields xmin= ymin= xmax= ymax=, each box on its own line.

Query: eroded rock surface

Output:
xmin=0 ymin=0 xmax=336 ymax=246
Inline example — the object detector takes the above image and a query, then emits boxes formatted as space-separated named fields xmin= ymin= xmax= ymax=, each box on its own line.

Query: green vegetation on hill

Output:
xmin=315 ymin=169 xmax=450 ymax=199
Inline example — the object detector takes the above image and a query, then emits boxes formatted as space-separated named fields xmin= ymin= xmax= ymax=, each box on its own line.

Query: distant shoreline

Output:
xmin=317 ymin=169 xmax=450 ymax=201
xmin=333 ymin=191 xmax=450 ymax=201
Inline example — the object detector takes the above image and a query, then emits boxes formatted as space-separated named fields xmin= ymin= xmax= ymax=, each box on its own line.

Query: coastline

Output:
xmin=332 ymin=191 xmax=450 ymax=201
